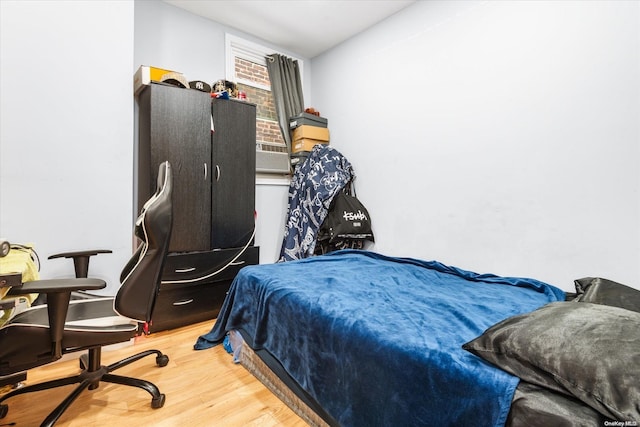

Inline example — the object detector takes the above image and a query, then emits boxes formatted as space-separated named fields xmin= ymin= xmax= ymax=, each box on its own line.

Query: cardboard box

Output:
xmin=134 ymin=65 xmax=178 ymax=95
xmin=292 ymin=138 xmax=329 ymax=153
xmin=289 ymin=112 xmax=328 ymax=129
xmin=292 ymin=125 xmax=330 ymax=142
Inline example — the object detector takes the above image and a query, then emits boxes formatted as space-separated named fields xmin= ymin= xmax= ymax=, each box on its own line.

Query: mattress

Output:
xmin=196 ymin=250 xmax=566 ymax=426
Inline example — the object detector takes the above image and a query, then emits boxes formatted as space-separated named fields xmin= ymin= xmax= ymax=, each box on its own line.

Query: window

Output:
xmin=226 ymin=34 xmax=303 ymax=175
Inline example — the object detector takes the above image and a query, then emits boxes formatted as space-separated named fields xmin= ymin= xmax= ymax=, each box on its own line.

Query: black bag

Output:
xmin=316 ymin=182 xmax=374 ymax=254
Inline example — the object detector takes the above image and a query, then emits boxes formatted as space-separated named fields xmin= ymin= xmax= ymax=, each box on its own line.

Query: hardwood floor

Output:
xmin=0 ymin=321 xmax=308 ymax=426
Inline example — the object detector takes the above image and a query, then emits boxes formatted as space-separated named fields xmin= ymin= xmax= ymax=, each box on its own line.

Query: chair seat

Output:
xmin=8 ymin=298 xmax=137 ymax=331
xmin=0 ymin=299 xmax=138 ymax=375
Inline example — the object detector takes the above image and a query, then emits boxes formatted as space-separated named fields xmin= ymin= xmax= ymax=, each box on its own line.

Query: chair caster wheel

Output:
xmin=152 ymin=393 xmax=166 ymax=409
xmin=0 ymin=403 xmax=8 ymax=418
xmin=156 ymin=354 xmax=169 ymax=367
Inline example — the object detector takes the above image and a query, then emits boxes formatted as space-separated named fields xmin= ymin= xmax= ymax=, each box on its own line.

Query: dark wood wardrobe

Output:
xmin=137 ymin=83 xmax=259 ymax=332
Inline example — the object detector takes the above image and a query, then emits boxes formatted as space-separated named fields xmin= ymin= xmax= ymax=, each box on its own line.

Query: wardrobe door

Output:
xmin=138 ymin=84 xmax=211 ymax=252
xmin=210 ymin=99 xmax=256 ymax=249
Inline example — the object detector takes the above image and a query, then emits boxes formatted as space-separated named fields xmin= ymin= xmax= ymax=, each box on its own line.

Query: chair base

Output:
xmin=0 ymin=371 xmax=26 ymax=388
xmin=0 ymin=346 xmax=168 ymax=426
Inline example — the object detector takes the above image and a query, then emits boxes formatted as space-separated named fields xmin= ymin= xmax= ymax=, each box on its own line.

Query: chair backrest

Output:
xmin=115 ymin=161 xmax=173 ymax=323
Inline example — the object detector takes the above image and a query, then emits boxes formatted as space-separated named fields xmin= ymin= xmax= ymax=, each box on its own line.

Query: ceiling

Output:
xmin=163 ymin=0 xmax=416 ymax=58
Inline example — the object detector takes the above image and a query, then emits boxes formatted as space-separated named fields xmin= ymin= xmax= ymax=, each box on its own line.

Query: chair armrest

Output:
xmin=48 ymin=249 xmax=112 ymax=260
xmin=7 ymin=278 xmax=106 ymax=296
xmin=48 ymin=249 xmax=112 ymax=279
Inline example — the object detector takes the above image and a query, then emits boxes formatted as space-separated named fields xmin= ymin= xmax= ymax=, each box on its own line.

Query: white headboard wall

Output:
xmin=311 ymin=0 xmax=640 ymax=290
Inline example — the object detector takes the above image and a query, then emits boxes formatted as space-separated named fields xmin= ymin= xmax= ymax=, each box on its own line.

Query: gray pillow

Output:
xmin=463 ymin=302 xmax=640 ymax=422
xmin=574 ymin=277 xmax=640 ymax=313
xmin=508 ymin=382 xmax=609 ymax=427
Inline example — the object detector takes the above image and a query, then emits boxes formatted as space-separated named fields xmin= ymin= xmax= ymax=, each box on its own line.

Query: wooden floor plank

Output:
xmin=0 ymin=321 xmax=308 ymax=426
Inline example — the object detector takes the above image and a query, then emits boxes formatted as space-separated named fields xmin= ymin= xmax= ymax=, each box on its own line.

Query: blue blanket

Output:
xmin=195 ymin=250 xmax=565 ymax=427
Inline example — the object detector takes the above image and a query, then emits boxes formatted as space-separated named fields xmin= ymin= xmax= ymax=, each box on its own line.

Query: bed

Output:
xmin=194 ymin=250 xmax=640 ymax=427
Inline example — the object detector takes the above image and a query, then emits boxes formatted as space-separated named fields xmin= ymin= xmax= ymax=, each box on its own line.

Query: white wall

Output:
xmin=0 ymin=1 xmax=135 ymax=294
xmin=311 ymin=0 xmax=640 ymax=290
xmin=3 ymin=1 xmax=637 ymax=295
xmin=134 ymin=0 xmax=308 ymax=264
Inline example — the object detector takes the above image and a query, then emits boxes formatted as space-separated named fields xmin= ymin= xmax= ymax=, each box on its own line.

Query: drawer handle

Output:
xmin=230 ymin=261 xmax=245 ymax=266
xmin=173 ymin=299 xmax=194 ymax=306
xmin=175 ymin=267 xmax=196 ymax=273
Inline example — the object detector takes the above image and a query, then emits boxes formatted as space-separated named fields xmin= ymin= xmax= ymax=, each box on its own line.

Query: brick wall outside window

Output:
xmin=235 ymin=58 xmax=287 ymax=153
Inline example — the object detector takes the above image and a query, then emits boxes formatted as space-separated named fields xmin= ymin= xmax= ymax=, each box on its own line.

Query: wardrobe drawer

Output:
xmin=161 ymin=246 xmax=259 ymax=285
xmin=149 ymin=280 xmax=230 ymax=333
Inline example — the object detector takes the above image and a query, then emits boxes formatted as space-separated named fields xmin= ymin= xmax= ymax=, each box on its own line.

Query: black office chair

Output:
xmin=0 ymin=161 xmax=173 ymax=426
